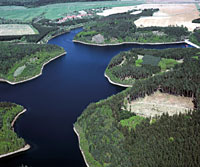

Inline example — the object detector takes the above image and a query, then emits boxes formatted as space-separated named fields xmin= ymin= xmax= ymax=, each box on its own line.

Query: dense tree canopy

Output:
xmin=189 ymin=29 xmax=200 ymax=46
xmin=0 ymin=102 xmax=26 ymax=155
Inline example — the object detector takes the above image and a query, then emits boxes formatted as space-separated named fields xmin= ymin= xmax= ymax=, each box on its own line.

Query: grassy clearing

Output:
xmin=192 ymin=56 xmax=199 ymax=60
xmin=0 ymin=1 xmax=144 ymax=21
xmin=120 ymin=115 xmax=145 ymax=130
xmin=135 ymin=59 xmax=143 ymax=67
xmin=0 ymin=24 xmax=38 ymax=36
xmin=158 ymin=58 xmax=179 ymax=71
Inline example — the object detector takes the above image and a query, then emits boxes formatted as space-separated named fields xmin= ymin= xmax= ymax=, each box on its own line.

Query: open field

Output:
xmin=134 ymin=4 xmax=200 ymax=31
xmin=0 ymin=1 xmax=144 ymax=21
xmin=126 ymin=91 xmax=194 ymax=117
xmin=97 ymin=6 xmax=139 ymax=16
xmin=0 ymin=24 xmax=37 ymax=36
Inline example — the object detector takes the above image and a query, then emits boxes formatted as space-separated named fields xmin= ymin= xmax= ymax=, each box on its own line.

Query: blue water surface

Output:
xmin=0 ymin=28 xmax=189 ymax=167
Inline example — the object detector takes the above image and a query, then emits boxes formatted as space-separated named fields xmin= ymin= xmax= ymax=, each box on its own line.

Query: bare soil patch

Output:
xmin=134 ymin=4 xmax=200 ymax=31
xmin=126 ymin=91 xmax=194 ymax=117
xmin=92 ymin=34 xmax=104 ymax=43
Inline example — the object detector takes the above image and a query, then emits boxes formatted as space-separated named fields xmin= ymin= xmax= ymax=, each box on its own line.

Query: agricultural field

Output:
xmin=134 ymin=4 xmax=200 ymax=31
xmin=0 ymin=1 xmax=144 ymax=21
xmin=0 ymin=24 xmax=38 ymax=36
xmin=126 ymin=91 xmax=194 ymax=117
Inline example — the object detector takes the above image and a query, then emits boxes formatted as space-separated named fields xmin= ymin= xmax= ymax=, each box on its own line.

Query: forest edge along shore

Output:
xmin=0 ymin=52 xmax=66 ymax=85
xmin=0 ymin=109 xmax=30 ymax=159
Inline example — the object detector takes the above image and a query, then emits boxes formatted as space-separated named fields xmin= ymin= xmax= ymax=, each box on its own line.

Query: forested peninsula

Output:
xmin=0 ymin=102 xmax=30 ymax=158
xmin=74 ymin=47 xmax=200 ymax=167
xmin=0 ymin=43 xmax=65 ymax=84
xmin=105 ymin=48 xmax=199 ymax=86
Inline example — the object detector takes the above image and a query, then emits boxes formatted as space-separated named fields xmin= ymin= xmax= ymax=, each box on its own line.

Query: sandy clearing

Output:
xmin=134 ymin=4 xmax=200 ymax=31
xmin=126 ymin=91 xmax=194 ymax=117
xmin=97 ymin=6 xmax=138 ymax=16
xmin=0 ymin=24 xmax=37 ymax=36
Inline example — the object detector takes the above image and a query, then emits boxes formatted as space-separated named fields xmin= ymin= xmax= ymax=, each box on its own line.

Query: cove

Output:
xmin=0 ymin=28 xmax=189 ymax=167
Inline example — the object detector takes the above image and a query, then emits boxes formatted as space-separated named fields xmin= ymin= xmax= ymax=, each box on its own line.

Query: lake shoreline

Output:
xmin=104 ymin=73 xmax=132 ymax=88
xmin=0 ymin=51 xmax=66 ymax=85
xmin=0 ymin=109 xmax=31 ymax=159
xmin=73 ymin=127 xmax=90 ymax=167
xmin=73 ymin=39 xmax=187 ymax=46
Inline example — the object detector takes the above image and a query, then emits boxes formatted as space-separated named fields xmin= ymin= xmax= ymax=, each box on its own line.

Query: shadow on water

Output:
xmin=0 ymin=28 xmax=189 ymax=167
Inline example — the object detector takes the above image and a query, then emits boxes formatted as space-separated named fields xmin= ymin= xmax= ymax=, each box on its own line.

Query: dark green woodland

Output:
xmin=75 ymin=47 xmax=200 ymax=167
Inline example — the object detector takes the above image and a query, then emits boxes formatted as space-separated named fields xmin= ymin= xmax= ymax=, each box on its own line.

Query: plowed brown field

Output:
xmin=134 ymin=4 xmax=200 ymax=31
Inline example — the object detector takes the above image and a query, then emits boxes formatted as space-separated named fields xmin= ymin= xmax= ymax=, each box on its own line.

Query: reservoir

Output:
xmin=0 ymin=28 xmax=189 ymax=167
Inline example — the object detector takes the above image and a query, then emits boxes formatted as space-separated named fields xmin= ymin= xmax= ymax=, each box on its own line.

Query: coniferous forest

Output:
xmin=75 ymin=47 xmax=200 ymax=167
